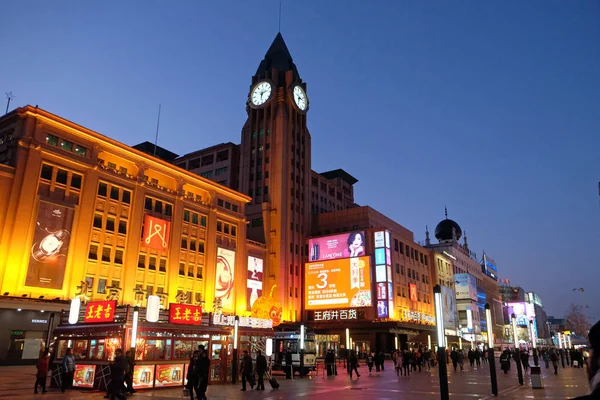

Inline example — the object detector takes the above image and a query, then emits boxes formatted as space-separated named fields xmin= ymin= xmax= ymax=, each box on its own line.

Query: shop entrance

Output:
xmin=209 ymin=335 xmax=232 ymax=383
xmin=6 ymin=330 xmax=45 ymax=362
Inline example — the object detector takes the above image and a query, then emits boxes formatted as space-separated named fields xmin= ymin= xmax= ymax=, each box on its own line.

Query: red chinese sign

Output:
xmin=169 ymin=304 xmax=202 ymax=325
xmin=84 ymin=301 xmax=117 ymax=323
xmin=409 ymin=283 xmax=418 ymax=302
xmin=142 ymin=215 xmax=171 ymax=251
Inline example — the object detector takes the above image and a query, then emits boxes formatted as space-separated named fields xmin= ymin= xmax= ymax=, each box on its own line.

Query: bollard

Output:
xmin=530 ymin=366 xmax=544 ymax=389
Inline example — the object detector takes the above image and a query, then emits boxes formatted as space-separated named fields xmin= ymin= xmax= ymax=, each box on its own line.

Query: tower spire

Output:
xmin=425 ymin=225 xmax=431 ymax=246
xmin=444 ymin=205 xmax=448 ymax=219
xmin=278 ymin=1 xmax=282 ymax=33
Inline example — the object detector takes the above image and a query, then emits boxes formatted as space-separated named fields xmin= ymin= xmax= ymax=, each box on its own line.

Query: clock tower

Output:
xmin=239 ymin=33 xmax=311 ymax=322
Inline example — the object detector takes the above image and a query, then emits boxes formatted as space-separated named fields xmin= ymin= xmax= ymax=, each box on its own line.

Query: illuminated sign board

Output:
xmin=374 ymin=231 xmax=385 ymax=248
xmin=375 ymin=248 xmax=385 ymax=265
xmin=401 ymin=309 xmax=435 ymax=325
xmin=377 ymin=283 xmax=388 ymax=300
xmin=454 ymin=273 xmax=477 ymax=301
xmin=373 ymin=230 xmax=393 ymax=319
xmin=308 ymin=231 xmax=366 ymax=261
xmin=169 ymin=304 xmax=202 ymax=325
xmin=211 ymin=314 xmax=273 ymax=329
xmin=377 ymin=301 xmax=389 ymax=318
xmin=375 ymin=265 xmax=386 ymax=282
xmin=441 ymin=286 xmax=457 ymax=330
xmin=84 ymin=301 xmax=117 ymax=323
xmin=312 ymin=309 xmax=359 ymax=321
xmin=305 ymin=256 xmax=372 ymax=310
xmin=72 ymin=364 xmax=96 ymax=388
xmin=142 ymin=215 xmax=171 ymax=251
xmin=215 ymin=247 xmax=235 ymax=311
xmin=247 ymin=256 xmax=263 ymax=311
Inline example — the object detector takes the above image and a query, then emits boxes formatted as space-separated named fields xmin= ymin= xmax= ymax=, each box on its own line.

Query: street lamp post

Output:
xmin=300 ymin=324 xmax=305 ymax=377
xmin=511 ymin=313 xmax=524 ymax=385
xmin=434 ymin=285 xmax=450 ymax=400
xmin=485 ymin=304 xmax=498 ymax=396
xmin=232 ymin=316 xmax=239 ymax=384
xmin=529 ymin=320 xmax=538 ymax=366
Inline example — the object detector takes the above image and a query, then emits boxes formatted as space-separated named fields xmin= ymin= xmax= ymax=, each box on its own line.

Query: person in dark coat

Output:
xmin=325 ymin=349 xmax=335 ymax=376
xmin=196 ymin=346 xmax=210 ymax=400
xmin=35 ymin=354 xmax=49 ymax=394
xmin=572 ymin=320 xmax=600 ymax=400
xmin=255 ymin=350 xmax=267 ymax=390
xmin=109 ymin=349 xmax=127 ymax=400
xmin=348 ymin=351 xmax=360 ymax=378
xmin=61 ymin=348 xmax=76 ymax=392
xmin=521 ymin=350 xmax=530 ymax=371
xmin=124 ymin=350 xmax=136 ymax=394
xmin=450 ymin=349 xmax=459 ymax=372
xmin=186 ymin=351 xmax=201 ymax=400
xmin=366 ymin=352 xmax=374 ymax=374
xmin=240 ymin=350 xmax=254 ymax=391
xmin=285 ymin=350 xmax=293 ymax=379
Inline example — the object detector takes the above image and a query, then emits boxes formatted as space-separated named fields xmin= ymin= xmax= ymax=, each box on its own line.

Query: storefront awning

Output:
xmin=54 ymin=323 xmax=125 ymax=332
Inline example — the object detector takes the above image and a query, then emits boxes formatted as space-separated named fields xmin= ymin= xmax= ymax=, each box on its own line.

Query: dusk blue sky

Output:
xmin=3 ymin=1 xmax=599 ymax=321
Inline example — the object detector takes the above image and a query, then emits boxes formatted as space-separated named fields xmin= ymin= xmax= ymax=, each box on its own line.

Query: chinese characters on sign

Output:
xmin=84 ymin=301 xmax=117 ymax=323
xmin=401 ymin=309 xmax=435 ymax=325
xmin=313 ymin=309 xmax=358 ymax=321
xmin=142 ymin=215 xmax=171 ymax=251
xmin=211 ymin=314 xmax=273 ymax=329
xmin=169 ymin=304 xmax=202 ymax=325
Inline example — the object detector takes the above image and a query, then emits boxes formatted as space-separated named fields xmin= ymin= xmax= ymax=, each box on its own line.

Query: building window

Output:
xmin=200 ymin=171 xmax=212 ymax=179
xmin=106 ymin=217 xmax=115 ymax=232
xmin=232 ymin=204 xmax=238 ymax=212
xmin=114 ymin=249 xmax=124 ymax=265
xmin=98 ymin=182 xmax=108 ymax=197
xmin=110 ymin=186 xmax=120 ymax=201
xmin=101 ymin=247 xmax=111 ymax=262
xmin=118 ymin=220 xmax=127 ymax=235
xmin=46 ymin=134 xmax=59 ymax=146
xmin=75 ymin=145 xmax=87 ymax=157
xmin=122 ymin=190 xmax=131 ymax=204
xmin=179 ymin=262 xmax=185 ymax=276
xmin=40 ymin=164 xmax=53 ymax=180
xmin=215 ymin=167 xmax=228 ymax=176
xmin=98 ymin=279 xmax=107 ymax=294
xmin=217 ymin=222 xmax=222 ymax=232
xmin=165 ymin=204 xmax=172 ymax=216
xmin=56 ymin=169 xmax=68 ymax=185
xmin=184 ymin=210 xmax=190 ymax=222
xmin=93 ymin=214 xmax=103 ymax=229
xmin=149 ymin=256 xmax=156 ymax=271
xmin=138 ymin=254 xmax=146 ymax=269
xmin=88 ymin=244 xmax=98 ymax=260
xmin=70 ymin=173 xmax=82 ymax=189
xmin=181 ymin=238 xmax=188 ymax=249
xmin=61 ymin=140 xmax=73 ymax=151
xmin=200 ymin=215 xmax=207 ymax=227
xmin=159 ymin=258 xmax=167 ymax=273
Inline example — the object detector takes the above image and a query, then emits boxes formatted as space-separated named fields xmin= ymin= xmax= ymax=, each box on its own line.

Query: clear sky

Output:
xmin=3 ymin=1 xmax=599 ymax=322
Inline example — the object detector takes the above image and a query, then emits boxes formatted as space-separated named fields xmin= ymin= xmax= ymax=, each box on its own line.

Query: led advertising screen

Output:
xmin=305 ymin=256 xmax=372 ymax=310
xmin=376 ymin=282 xmax=387 ymax=300
xmin=26 ymin=201 xmax=74 ymax=289
xmin=215 ymin=248 xmax=235 ymax=310
xmin=454 ymin=273 xmax=478 ymax=301
xmin=441 ymin=286 xmax=457 ymax=330
xmin=375 ymin=248 xmax=386 ymax=265
xmin=377 ymin=300 xmax=389 ymax=318
xmin=374 ymin=231 xmax=385 ymax=248
xmin=308 ymin=231 xmax=366 ymax=261
xmin=375 ymin=265 xmax=386 ymax=282
xmin=507 ymin=302 xmax=535 ymax=326
xmin=247 ymin=256 xmax=263 ymax=310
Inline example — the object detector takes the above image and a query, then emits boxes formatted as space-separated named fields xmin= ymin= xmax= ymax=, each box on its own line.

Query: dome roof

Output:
xmin=434 ymin=219 xmax=462 ymax=241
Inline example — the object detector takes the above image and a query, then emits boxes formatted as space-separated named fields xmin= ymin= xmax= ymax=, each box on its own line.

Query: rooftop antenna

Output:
xmin=5 ymin=92 xmax=15 ymax=115
xmin=153 ymin=104 xmax=161 ymax=157
xmin=278 ymin=1 xmax=282 ymax=32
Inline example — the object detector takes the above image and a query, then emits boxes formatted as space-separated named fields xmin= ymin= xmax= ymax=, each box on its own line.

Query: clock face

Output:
xmin=251 ymin=81 xmax=272 ymax=106
xmin=293 ymin=85 xmax=307 ymax=111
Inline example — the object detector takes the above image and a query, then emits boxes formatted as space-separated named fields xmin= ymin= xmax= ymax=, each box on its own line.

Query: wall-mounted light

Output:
xmin=146 ymin=295 xmax=160 ymax=323
xmin=266 ymin=338 xmax=273 ymax=357
xmin=69 ymin=298 xmax=81 ymax=324
xmin=233 ymin=316 xmax=239 ymax=350
xmin=17 ymin=308 xmax=22 ymax=312
xmin=40 ymin=310 xmax=45 ymax=313
xmin=131 ymin=306 xmax=139 ymax=349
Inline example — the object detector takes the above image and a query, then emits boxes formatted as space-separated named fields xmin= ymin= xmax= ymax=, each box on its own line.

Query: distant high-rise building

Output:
xmin=175 ymin=142 xmax=240 ymax=190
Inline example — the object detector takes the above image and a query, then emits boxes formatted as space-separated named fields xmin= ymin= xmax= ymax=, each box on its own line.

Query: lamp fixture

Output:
xmin=17 ymin=308 xmax=22 ymax=312
xmin=3 ymin=292 xmax=8 ymax=296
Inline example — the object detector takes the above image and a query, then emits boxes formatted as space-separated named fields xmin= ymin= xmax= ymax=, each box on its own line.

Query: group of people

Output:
xmin=239 ymin=349 xmax=268 ymax=391
xmin=186 ymin=345 xmax=210 ymax=400
xmin=392 ymin=348 xmax=435 ymax=376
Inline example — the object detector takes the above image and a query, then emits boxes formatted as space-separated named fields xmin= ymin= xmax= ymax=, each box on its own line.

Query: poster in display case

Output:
xmin=154 ymin=364 xmax=184 ymax=387
xmin=72 ymin=364 xmax=96 ymax=388
xmin=133 ymin=365 xmax=155 ymax=389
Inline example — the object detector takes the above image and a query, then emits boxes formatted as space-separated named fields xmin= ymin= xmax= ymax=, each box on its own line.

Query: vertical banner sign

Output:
xmin=374 ymin=230 xmax=393 ymax=318
xmin=142 ymin=215 xmax=171 ymax=251
xmin=215 ymin=247 xmax=235 ymax=310
xmin=247 ymin=256 xmax=264 ymax=311
xmin=409 ymin=283 xmax=418 ymax=302
xmin=26 ymin=201 xmax=75 ymax=289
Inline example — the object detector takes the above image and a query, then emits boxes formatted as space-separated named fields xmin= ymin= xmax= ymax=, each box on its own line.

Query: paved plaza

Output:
xmin=0 ymin=361 xmax=590 ymax=399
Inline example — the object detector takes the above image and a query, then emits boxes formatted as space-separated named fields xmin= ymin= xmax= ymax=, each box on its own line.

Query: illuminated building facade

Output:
xmin=0 ymin=106 xmax=265 ymax=363
xmin=311 ymin=206 xmax=435 ymax=352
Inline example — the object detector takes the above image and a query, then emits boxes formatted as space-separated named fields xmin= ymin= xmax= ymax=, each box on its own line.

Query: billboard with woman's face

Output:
xmin=215 ymin=248 xmax=235 ymax=311
xmin=308 ymin=231 xmax=366 ymax=261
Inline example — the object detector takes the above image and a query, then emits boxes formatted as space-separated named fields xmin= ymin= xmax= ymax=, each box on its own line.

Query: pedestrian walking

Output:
xmin=186 ymin=351 xmax=202 ymax=400
xmin=550 ymin=349 xmax=559 ymax=375
xmin=349 ymin=351 xmax=360 ymax=378
xmin=196 ymin=345 xmax=209 ymax=400
xmin=468 ymin=349 xmax=475 ymax=367
xmin=366 ymin=352 xmax=374 ymax=374
xmin=124 ymin=350 xmax=136 ymax=395
xmin=457 ymin=350 xmax=465 ymax=372
xmin=255 ymin=350 xmax=267 ymax=391
xmin=450 ymin=349 xmax=459 ymax=372
xmin=521 ymin=350 xmax=530 ymax=372
xmin=61 ymin=348 xmax=76 ymax=392
xmin=543 ymin=350 xmax=550 ymax=369
xmin=402 ymin=350 xmax=411 ymax=377
xmin=34 ymin=353 xmax=49 ymax=394
xmin=240 ymin=350 xmax=254 ymax=391
xmin=474 ymin=348 xmax=481 ymax=367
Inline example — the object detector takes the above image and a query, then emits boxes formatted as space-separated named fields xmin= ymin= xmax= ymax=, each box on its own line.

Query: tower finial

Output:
xmin=444 ymin=205 xmax=448 ymax=219
xmin=278 ymin=1 xmax=282 ymax=33
xmin=425 ymin=225 xmax=431 ymax=246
